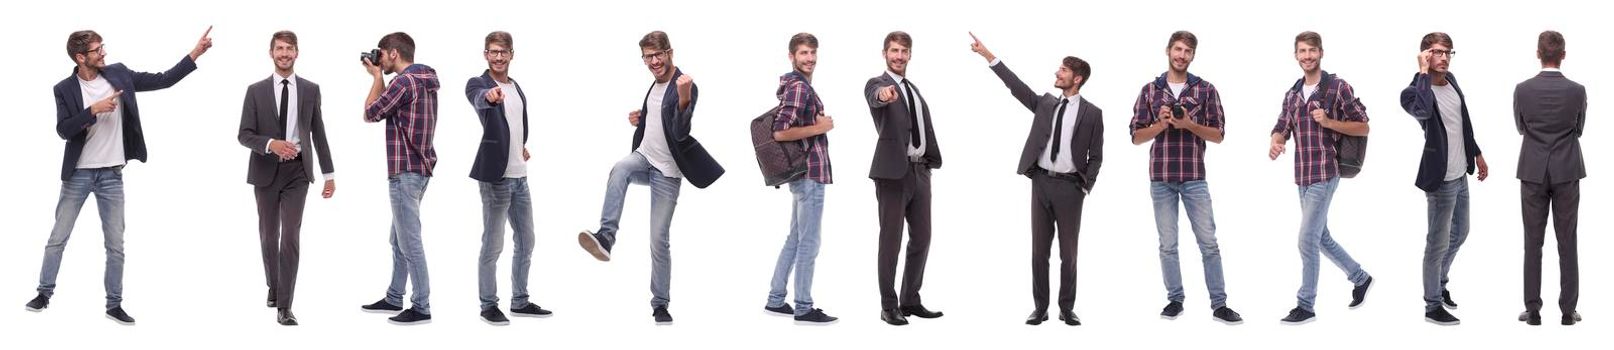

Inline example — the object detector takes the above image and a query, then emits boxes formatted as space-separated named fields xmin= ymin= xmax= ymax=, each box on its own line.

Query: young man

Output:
xmin=358 ymin=32 xmax=441 ymax=326
xmin=236 ymin=30 xmax=336 ymax=326
xmin=764 ymin=32 xmax=839 ymax=325
xmin=1269 ymin=31 xmax=1374 ymax=326
xmin=1128 ymin=31 xmax=1241 ymax=325
xmin=576 ymin=31 xmax=723 ymax=325
xmin=464 ymin=31 xmax=552 ymax=326
xmin=1399 ymin=32 xmax=1488 ymax=326
xmin=1513 ymin=30 xmax=1585 ymax=327
xmin=971 ymin=33 xmax=1103 ymax=326
xmin=26 ymin=27 xmax=211 ymax=325
xmin=863 ymin=31 xmax=943 ymax=326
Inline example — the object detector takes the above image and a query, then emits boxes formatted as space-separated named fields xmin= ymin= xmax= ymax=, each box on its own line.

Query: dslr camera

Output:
xmin=360 ymin=49 xmax=383 ymax=66
xmin=1169 ymin=104 xmax=1188 ymax=119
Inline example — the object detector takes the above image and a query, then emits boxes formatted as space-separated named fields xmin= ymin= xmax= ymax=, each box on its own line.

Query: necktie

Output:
xmin=1050 ymin=98 xmax=1070 ymax=163
xmin=278 ymin=79 xmax=290 ymax=140
xmin=903 ymin=80 xmax=922 ymax=149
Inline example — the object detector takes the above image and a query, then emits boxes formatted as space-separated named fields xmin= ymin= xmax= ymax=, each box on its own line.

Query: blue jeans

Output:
xmin=384 ymin=172 xmax=432 ymax=314
xmin=479 ymin=177 xmax=535 ymax=310
xmin=767 ymin=178 xmax=826 ymax=315
xmin=1150 ymin=180 xmax=1227 ymax=309
xmin=37 ymin=167 xmax=126 ymax=309
xmin=1295 ymin=177 xmax=1371 ymax=312
xmin=1423 ymin=177 xmax=1469 ymax=311
xmin=595 ymin=152 xmax=682 ymax=309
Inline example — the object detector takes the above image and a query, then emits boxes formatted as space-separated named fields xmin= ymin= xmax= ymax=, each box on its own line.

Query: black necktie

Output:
xmin=278 ymin=79 xmax=290 ymax=140
xmin=1050 ymin=98 xmax=1070 ymax=163
xmin=903 ymin=80 xmax=922 ymax=149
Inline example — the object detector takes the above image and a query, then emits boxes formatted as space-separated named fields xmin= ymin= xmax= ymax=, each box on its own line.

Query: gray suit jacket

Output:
xmin=1513 ymin=70 xmax=1586 ymax=184
xmin=990 ymin=61 xmax=1104 ymax=192
xmin=238 ymin=76 xmax=335 ymax=186
xmin=864 ymin=73 xmax=942 ymax=180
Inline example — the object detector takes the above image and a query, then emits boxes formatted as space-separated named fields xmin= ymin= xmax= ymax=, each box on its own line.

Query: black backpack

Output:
xmin=750 ymin=106 xmax=808 ymax=187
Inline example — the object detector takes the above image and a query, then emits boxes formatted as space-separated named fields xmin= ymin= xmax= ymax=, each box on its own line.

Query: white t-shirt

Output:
xmin=636 ymin=82 xmax=682 ymax=178
xmin=1302 ymin=83 xmax=1319 ymax=101
xmin=1431 ymin=83 xmax=1467 ymax=181
xmin=498 ymin=80 xmax=527 ymax=179
xmin=77 ymin=75 xmax=126 ymax=169
xmin=1168 ymin=82 xmax=1187 ymax=98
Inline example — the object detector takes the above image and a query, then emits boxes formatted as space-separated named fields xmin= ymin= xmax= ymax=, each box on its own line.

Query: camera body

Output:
xmin=1170 ymin=104 xmax=1188 ymax=120
xmin=360 ymin=49 xmax=383 ymax=66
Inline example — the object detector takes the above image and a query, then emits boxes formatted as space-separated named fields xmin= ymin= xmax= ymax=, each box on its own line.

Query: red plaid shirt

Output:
xmin=1270 ymin=72 xmax=1368 ymax=186
xmin=365 ymin=64 xmax=440 ymax=177
xmin=774 ymin=71 xmax=832 ymax=184
xmin=1129 ymin=73 xmax=1225 ymax=183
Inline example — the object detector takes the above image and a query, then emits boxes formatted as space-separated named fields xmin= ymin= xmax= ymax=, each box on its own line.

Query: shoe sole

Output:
xmin=482 ymin=318 xmax=511 ymax=326
xmin=1443 ymin=303 xmax=1459 ymax=310
xmin=25 ymin=305 xmax=44 ymax=312
xmin=654 ymin=320 xmax=674 ymax=326
xmin=1349 ymin=280 xmax=1375 ymax=309
xmin=763 ymin=309 xmax=793 ymax=317
xmin=361 ymin=307 xmax=404 ymax=314
xmin=1425 ymin=317 xmax=1459 ymax=326
xmin=510 ymin=312 xmax=554 ymax=318
xmin=106 ymin=314 xmax=135 ymax=326
xmin=1215 ymin=317 xmax=1244 ymax=325
xmin=1161 ymin=314 xmax=1179 ymax=320
xmin=794 ymin=319 xmax=839 ymax=326
xmin=388 ymin=319 xmax=432 ymax=325
xmin=1280 ymin=318 xmax=1315 ymax=326
xmin=578 ymin=231 xmax=611 ymax=262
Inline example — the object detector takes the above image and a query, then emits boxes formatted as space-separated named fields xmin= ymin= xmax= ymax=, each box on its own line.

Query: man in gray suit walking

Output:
xmin=1513 ymin=30 xmax=1585 ymax=327
xmin=237 ymin=31 xmax=337 ymax=326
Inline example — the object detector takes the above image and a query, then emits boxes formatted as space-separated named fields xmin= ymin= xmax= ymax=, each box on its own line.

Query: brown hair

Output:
xmin=883 ymin=31 xmax=912 ymax=51
xmin=378 ymin=32 xmax=416 ymax=61
xmin=1063 ymin=56 xmax=1091 ymax=88
xmin=270 ymin=30 xmax=298 ymax=49
xmin=1420 ymin=32 xmax=1453 ymax=51
xmin=1538 ymin=30 xmax=1565 ymax=65
xmin=1168 ymin=31 xmax=1198 ymax=50
xmin=789 ymin=32 xmax=818 ymax=53
xmin=639 ymin=31 xmax=671 ymax=51
xmin=66 ymin=30 xmax=103 ymax=61
xmin=1294 ymin=31 xmax=1322 ymax=50
xmin=485 ymin=31 xmax=512 ymax=50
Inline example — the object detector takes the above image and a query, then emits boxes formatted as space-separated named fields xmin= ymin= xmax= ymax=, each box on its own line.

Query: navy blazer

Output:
xmin=1400 ymin=72 xmax=1482 ymax=193
xmin=54 ymin=56 xmax=197 ymax=180
xmin=630 ymin=68 xmax=724 ymax=189
xmin=465 ymin=70 xmax=530 ymax=183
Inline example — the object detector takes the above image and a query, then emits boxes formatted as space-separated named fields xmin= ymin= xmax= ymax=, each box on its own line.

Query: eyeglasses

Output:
xmin=1430 ymin=49 xmax=1456 ymax=58
xmin=641 ymin=50 xmax=670 ymax=63
xmin=485 ymin=49 xmax=512 ymax=58
xmin=84 ymin=44 xmax=106 ymax=56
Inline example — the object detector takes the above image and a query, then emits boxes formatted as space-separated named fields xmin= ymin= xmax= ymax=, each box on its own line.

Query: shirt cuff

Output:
xmin=989 ymin=58 xmax=1002 ymax=67
xmin=322 ymin=173 xmax=336 ymax=182
xmin=264 ymin=139 xmax=275 ymax=153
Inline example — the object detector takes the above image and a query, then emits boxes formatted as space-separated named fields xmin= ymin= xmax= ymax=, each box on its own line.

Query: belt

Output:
xmin=1036 ymin=167 xmax=1082 ymax=181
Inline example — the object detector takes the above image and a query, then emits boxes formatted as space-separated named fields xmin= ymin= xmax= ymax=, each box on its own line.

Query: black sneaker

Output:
xmin=794 ymin=308 xmax=838 ymax=325
xmin=1425 ymin=308 xmax=1460 ymax=326
xmin=1280 ymin=307 xmax=1315 ymax=325
xmin=578 ymin=230 xmax=613 ymax=261
xmin=361 ymin=299 xmax=404 ymax=313
xmin=1349 ymin=277 xmax=1374 ymax=309
xmin=1441 ymin=289 xmax=1458 ymax=309
xmin=481 ymin=308 xmax=510 ymax=325
xmin=388 ymin=308 xmax=432 ymax=325
xmin=105 ymin=306 xmax=136 ymax=325
xmin=24 ymin=293 xmax=48 ymax=312
xmin=510 ymin=304 xmax=553 ymax=318
xmin=1160 ymin=301 xmax=1184 ymax=320
xmin=764 ymin=303 xmax=793 ymax=316
xmin=652 ymin=306 xmax=673 ymax=325
xmin=1213 ymin=306 xmax=1244 ymax=325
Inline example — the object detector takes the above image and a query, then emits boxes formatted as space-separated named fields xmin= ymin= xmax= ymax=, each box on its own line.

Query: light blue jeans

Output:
xmin=1423 ymin=177 xmax=1469 ymax=312
xmin=37 ymin=167 xmax=126 ymax=310
xmin=1150 ymin=180 xmax=1227 ymax=309
xmin=1295 ymin=177 xmax=1371 ymax=312
xmin=383 ymin=172 xmax=432 ymax=314
xmin=767 ymin=178 xmax=826 ymax=316
xmin=479 ymin=177 xmax=535 ymax=310
xmin=595 ymin=152 xmax=681 ymax=309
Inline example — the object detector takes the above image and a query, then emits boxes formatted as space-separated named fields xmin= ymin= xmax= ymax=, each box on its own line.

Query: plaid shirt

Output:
xmin=364 ymin=64 xmax=440 ymax=177
xmin=1129 ymin=72 xmax=1225 ymax=183
xmin=774 ymin=71 xmax=832 ymax=184
xmin=1270 ymin=71 xmax=1368 ymax=186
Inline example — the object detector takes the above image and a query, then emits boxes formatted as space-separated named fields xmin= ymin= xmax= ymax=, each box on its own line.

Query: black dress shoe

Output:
xmin=1562 ymin=312 xmax=1581 ymax=326
xmin=900 ymin=305 xmax=944 ymax=319
xmin=881 ymin=309 xmax=909 ymax=326
xmin=1519 ymin=310 xmax=1541 ymax=326
xmin=1025 ymin=310 xmax=1049 ymax=325
xmin=277 ymin=309 xmax=299 ymax=326
xmin=1059 ymin=309 xmax=1082 ymax=326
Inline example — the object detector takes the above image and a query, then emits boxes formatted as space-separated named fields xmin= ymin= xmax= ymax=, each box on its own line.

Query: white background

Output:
xmin=0 ymin=0 xmax=1605 ymax=348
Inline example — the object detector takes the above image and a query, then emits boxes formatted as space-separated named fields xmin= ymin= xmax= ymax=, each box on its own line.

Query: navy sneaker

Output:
xmin=578 ymin=230 xmax=613 ymax=262
xmin=388 ymin=308 xmax=432 ymax=325
xmin=764 ymin=303 xmax=793 ymax=316
xmin=794 ymin=308 xmax=838 ymax=325
xmin=361 ymin=299 xmax=403 ymax=313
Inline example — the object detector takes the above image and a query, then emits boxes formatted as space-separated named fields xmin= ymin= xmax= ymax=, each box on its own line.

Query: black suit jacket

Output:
xmin=990 ymin=62 xmax=1104 ymax=192
xmin=54 ymin=56 xmax=196 ymax=180
xmin=631 ymin=68 xmax=724 ymax=188
xmin=237 ymin=75 xmax=335 ymax=186
xmin=864 ymin=73 xmax=942 ymax=180
xmin=465 ymin=70 xmax=529 ymax=183
xmin=1513 ymin=70 xmax=1587 ymax=184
